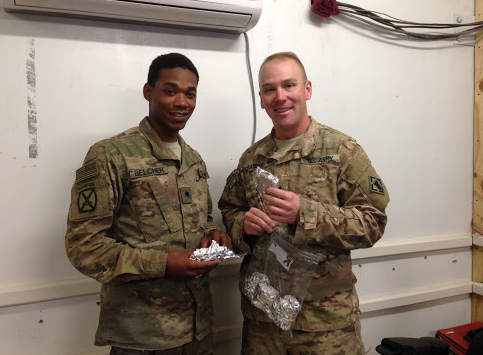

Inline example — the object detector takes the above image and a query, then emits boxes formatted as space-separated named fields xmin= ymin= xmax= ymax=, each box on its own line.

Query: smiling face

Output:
xmin=259 ymin=57 xmax=312 ymax=140
xmin=143 ymin=67 xmax=198 ymax=142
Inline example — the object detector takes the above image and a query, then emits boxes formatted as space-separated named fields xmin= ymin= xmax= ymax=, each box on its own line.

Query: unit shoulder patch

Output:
xmin=70 ymin=180 xmax=110 ymax=221
xmin=78 ymin=188 xmax=97 ymax=212
xmin=369 ymin=176 xmax=385 ymax=194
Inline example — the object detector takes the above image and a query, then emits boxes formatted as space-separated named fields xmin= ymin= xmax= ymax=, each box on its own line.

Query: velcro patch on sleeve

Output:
xmin=69 ymin=180 xmax=110 ymax=221
xmin=77 ymin=187 xmax=97 ymax=213
xmin=76 ymin=162 xmax=98 ymax=183
xmin=369 ymin=176 xmax=385 ymax=194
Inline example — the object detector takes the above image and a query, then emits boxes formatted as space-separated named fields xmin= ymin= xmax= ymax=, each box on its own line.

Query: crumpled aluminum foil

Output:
xmin=253 ymin=282 xmax=279 ymax=316
xmin=244 ymin=272 xmax=301 ymax=330
xmin=190 ymin=240 xmax=243 ymax=262
xmin=273 ymin=294 xmax=301 ymax=330
xmin=245 ymin=272 xmax=270 ymax=299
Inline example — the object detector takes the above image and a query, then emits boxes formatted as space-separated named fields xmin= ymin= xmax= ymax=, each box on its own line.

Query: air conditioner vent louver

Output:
xmin=3 ymin=0 xmax=263 ymax=33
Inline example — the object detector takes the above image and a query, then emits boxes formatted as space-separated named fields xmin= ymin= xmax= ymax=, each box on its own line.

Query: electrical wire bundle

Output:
xmin=311 ymin=0 xmax=483 ymax=40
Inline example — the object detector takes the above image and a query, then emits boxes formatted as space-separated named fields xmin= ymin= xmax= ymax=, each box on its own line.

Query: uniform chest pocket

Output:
xmin=127 ymin=178 xmax=181 ymax=242
xmin=298 ymin=163 xmax=339 ymax=203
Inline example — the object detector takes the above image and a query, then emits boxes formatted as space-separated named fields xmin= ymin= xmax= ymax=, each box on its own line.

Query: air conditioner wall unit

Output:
xmin=2 ymin=0 xmax=263 ymax=33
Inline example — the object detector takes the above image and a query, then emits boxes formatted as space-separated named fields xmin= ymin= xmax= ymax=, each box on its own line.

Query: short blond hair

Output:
xmin=258 ymin=52 xmax=308 ymax=83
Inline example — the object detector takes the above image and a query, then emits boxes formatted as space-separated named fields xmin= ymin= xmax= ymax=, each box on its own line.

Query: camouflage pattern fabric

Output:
xmin=218 ymin=117 xmax=390 ymax=332
xmin=242 ymin=317 xmax=365 ymax=354
xmin=110 ymin=332 xmax=213 ymax=354
xmin=66 ymin=117 xmax=216 ymax=350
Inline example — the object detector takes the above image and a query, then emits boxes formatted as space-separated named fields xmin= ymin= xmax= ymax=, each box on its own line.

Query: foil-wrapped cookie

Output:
xmin=253 ymin=283 xmax=279 ymax=316
xmin=256 ymin=167 xmax=279 ymax=196
xmin=245 ymin=271 xmax=302 ymax=330
xmin=273 ymin=295 xmax=301 ymax=330
xmin=245 ymin=272 xmax=270 ymax=299
xmin=190 ymin=240 xmax=242 ymax=262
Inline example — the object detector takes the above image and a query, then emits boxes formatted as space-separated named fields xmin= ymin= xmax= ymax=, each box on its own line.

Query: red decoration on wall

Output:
xmin=311 ymin=0 xmax=340 ymax=18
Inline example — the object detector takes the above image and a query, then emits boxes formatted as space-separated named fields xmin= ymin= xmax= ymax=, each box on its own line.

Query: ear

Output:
xmin=305 ymin=80 xmax=313 ymax=100
xmin=143 ymin=83 xmax=153 ymax=101
xmin=259 ymin=91 xmax=265 ymax=109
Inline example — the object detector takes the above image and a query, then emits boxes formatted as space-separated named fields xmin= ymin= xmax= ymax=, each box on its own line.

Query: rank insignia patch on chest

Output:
xmin=78 ymin=188 xmax=97 ymax=212
xmin=369 ymin=176 xmax=384 ymax=194
xmin=180 ymin=187 xmax=193 ymax=204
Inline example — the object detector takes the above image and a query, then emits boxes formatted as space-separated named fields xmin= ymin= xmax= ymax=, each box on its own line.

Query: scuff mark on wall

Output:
xmin=27 ymin=39 xmax=38 ymax=159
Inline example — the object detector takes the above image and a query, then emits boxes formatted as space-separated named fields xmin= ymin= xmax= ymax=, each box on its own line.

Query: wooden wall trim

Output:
xmin=474 ymin=0 xmax=483 ymax=233
xmin=473 ymin=0 xmax=483 ymax=322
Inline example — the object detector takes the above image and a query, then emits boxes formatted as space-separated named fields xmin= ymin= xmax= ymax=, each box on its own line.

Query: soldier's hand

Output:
xmin=243 ymin=207 xmax=276 ymax=236
xmin=201 ymin=229 xmax=232 ymax=249
xmin=166 ymin=249 xmax=220 ymax=278
xmin=263 ymin=187 xmax=300 ymax=225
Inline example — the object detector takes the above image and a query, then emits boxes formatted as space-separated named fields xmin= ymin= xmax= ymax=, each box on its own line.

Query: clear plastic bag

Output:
xmin=255 ymin=166 xmax=279 ymax=195
xmin=254 ymin=166 xmax=279 ymax=215
xmin=244 ymin=228 xmax=319 ymax=331
xmin=245 ymin=167 xmax=320 ymax=331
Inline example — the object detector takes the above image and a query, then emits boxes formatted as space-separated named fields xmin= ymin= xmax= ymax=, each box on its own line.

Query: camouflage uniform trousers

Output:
xmin=110 ymin=334 xmax=213 ymax=355
xmin=241 ymin=318 xmax=365 ymax=355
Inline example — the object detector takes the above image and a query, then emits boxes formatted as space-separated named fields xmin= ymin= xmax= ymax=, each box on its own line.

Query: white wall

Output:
xmin=0 ymin=0 xmax=475 ymax=354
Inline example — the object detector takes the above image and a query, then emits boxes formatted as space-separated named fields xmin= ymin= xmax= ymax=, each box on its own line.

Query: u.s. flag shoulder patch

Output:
xmin=76 ymin=162 xmax=98 ymax=183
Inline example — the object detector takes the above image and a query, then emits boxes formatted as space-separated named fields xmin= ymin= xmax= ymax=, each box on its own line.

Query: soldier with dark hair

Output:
xmin=66 ymin=52 xmax=230 ymax=355
xmin=147 ymin=52 xmax=199 ymax=87
xmin=218 ymin=52 xmax=390 ymax=354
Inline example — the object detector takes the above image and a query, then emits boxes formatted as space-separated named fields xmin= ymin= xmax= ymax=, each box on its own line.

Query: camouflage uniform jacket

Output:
xmin=218 ymin=117 xmax=389 ymax=332
xmin=65 ymin=117 xmax=216 ymax=350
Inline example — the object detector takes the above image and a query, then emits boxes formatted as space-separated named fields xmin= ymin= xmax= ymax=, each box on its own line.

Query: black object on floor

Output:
xmin=375 ymin=336 xmax=449 ymax=355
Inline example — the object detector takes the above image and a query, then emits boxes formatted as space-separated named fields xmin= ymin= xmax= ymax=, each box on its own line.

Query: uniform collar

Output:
xmin=139 ymin=117 xmax=201 ymax=173
xmin=253 ymin=116 xmax=320 ymax=160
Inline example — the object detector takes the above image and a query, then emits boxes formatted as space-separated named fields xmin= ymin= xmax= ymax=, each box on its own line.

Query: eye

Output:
xmin=186 ymin=93 xmax=196 ymax=99
xmin=165 ymin=89 xmax=175 ymax=95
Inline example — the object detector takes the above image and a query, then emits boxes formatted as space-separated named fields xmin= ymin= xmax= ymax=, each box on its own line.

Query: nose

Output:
xmin=174 ymin=94 xmax=188 ymax=108
xmin=275 ymin=88 xmax=286 ymax=101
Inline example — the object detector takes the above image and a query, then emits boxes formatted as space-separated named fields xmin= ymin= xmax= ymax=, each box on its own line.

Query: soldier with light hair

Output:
xmin=65 ymin=52 xmax=231 ymax=355
xmin=218 ymin=52 xmax=390 ymax=354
